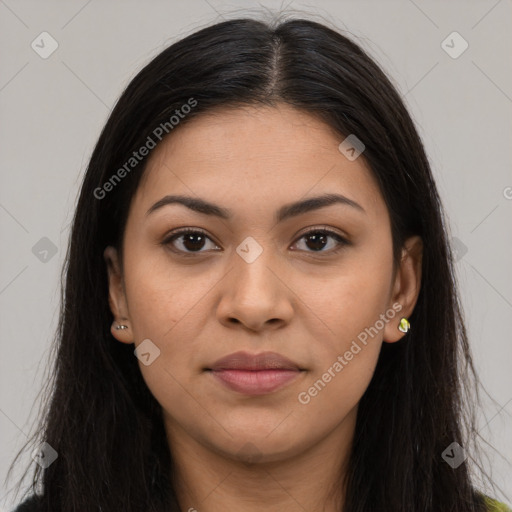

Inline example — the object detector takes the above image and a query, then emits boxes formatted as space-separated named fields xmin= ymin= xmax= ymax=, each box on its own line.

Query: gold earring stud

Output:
xmin=398 ymin=317 xmax=410 ymax=333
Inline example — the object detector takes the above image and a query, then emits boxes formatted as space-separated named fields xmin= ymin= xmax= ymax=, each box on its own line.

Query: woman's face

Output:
xmin=105 ymin=104 xmax=422 ymax=465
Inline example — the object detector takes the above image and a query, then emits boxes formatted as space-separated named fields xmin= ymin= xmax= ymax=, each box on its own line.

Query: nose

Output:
xmin=216 ymin=241 xmax=294 ymax=332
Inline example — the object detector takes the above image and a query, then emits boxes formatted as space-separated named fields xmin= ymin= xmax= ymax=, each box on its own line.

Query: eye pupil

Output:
xmin=183 ymin=233 xmax=206 ymax=251
xmin=305 ymin=232 xmax=328 ymax=251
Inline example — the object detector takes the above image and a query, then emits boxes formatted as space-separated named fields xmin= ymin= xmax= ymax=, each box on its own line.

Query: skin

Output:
xmin=105 ymin=104 xmax=423 ymax=512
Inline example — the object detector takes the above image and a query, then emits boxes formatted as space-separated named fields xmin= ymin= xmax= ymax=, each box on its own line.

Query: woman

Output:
xmin=8 ymin=15 xmax=510 ymax=512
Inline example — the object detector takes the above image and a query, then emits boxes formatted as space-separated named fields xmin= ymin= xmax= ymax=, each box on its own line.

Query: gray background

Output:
xmin=1 ymin=0 xmax=511 ymax=509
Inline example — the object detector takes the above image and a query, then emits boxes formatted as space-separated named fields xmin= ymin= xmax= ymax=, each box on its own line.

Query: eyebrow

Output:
xmin=146 ymin=193 xmax=366 ymax=223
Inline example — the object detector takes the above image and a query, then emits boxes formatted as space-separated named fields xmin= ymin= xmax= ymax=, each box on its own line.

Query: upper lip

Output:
xmin=208 ymin=351 xmax=302 ymax=371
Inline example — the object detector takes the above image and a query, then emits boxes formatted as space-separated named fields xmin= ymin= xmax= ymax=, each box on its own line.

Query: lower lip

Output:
xmin=209 ymin=369 xmax=302 ymax=395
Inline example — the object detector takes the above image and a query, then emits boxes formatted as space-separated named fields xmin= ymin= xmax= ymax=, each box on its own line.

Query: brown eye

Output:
xmin=162 ymin=227 xmax=349 ymax=256
xmin=163 ymin=229 xmax=220 ymax=254
xmin=292 ymin=228 xmax=349 ymax=254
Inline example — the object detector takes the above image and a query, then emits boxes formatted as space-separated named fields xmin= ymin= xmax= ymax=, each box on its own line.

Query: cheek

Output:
xmin=298 ymin=257 xmax=393 ymax=351
xmin=294 ymin=285 xmax=385 ymax=423
xmin=121 ymin=261 xmax=202 ymax=418
xmin=122 ymin=246 xmax=214 ymax=341
xmin=292 ymin=252 xmax=393 ymax=405
xmin=120 ymin=249 xmax=220 ymax=404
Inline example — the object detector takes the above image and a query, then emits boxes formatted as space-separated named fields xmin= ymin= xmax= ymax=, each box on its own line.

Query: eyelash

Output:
xmin=161 ymin=226 xmax=350 ymax=257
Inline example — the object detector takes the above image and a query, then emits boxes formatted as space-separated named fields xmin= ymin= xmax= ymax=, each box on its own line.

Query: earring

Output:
xmin=115 ymin=324 xmax=128 ymax=330
xmin=398 ymin=317 xmax=410 ymax=333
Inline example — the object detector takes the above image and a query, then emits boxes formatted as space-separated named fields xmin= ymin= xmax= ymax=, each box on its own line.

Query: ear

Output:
xmin=383 ymin=235 xmax=423 ymax=343
xmin=104 ymin=246 xmax=133 ymax=344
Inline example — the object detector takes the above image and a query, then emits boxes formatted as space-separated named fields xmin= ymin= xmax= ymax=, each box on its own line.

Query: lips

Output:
xmin=208 ymin=351 xmax=302 ymax=371
xmin=206 ymin=351 xmax=304 ymax=395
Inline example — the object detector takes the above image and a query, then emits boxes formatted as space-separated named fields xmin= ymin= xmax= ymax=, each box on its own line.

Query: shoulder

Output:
xmin=12 ymin=495 xmax=43 ymax=512
xmin=484 ymin=496 xmax=512 ymax=512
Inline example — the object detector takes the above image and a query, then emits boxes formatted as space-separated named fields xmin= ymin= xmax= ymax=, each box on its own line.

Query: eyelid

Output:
xmin=294 ymin=224 xmax=349 ymax=242
xmin=166 ymin=226 xmax=209 ymax=238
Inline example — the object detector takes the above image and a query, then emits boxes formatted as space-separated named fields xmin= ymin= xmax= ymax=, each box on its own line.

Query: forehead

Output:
xmin=132 ymin=104 xmax=386 ymax=220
